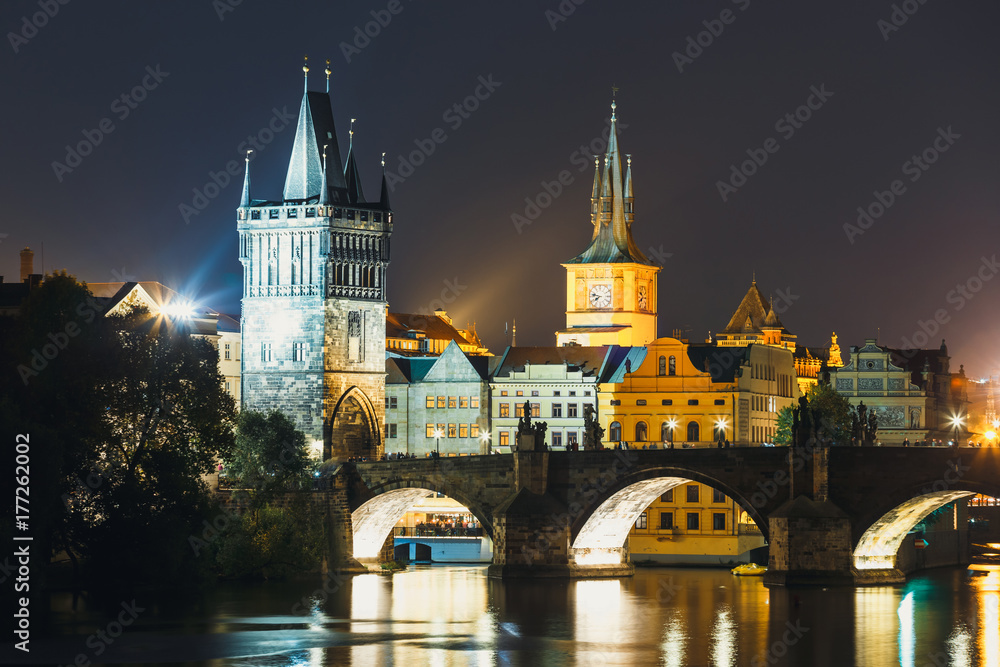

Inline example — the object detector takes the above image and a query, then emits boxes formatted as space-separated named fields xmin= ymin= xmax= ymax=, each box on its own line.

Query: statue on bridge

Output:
xmin=851 ymin=402 xmax=879 ymax=446
xmin=582 ymin=404 xmax=604 ymax=451
xmin=515 ymin=399 xmax=548 ymax=451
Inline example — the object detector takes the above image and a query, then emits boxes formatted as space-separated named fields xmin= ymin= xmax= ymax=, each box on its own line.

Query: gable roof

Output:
xmin=492 ymin=345 xmax=612 ymax=380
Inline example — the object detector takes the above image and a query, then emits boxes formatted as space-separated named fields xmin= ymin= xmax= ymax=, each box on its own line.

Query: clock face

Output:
xmin=637 ymin=285 xmax=648 ymax=310
xmin=589 ymin=284 xmax=612 ymax=308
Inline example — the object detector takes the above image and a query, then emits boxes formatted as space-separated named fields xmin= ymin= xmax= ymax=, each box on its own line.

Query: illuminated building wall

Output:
xmin=384 ymin=341 xmax=490 ymax=456
xmin=829 ymin=338 xmax=970 ymax=444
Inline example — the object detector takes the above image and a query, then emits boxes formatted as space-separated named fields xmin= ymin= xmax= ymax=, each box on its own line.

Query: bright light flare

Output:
xmin=158 ymin=301 xmax=197 ymax=319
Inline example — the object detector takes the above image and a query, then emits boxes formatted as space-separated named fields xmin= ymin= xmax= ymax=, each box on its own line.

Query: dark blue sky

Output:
xmin=2 ymin=0 xmax=998 ymax=373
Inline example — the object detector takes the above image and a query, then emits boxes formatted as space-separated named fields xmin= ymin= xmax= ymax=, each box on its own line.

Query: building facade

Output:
xmin=556 ymin=101 xmax=659 ymax=347
xmin=599 ymin=338 xmax=798 ymax=447
xmin=386 ymin=309 xmax=489 ymax=356
xmin=238 ymin=66 xmax=391 ymax=460
xmin=489 ymin=346 xmax=637 ymax=452
xmin=830 ymin=338 xmax=970 ymax=444
xmin=384 ymin=341 xmax=490 ymax=456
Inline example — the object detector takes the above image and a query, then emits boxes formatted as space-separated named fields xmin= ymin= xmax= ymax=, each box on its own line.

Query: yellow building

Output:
xmin=556 ymin=101 xmax=659 ymax=347
xmin=630 ymin=483 xmax=766 ymax=565
xmin=599 ymin=337 xmax=798 ymax=447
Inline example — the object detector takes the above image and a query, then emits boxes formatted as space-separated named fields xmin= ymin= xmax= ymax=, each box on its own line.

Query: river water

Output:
xmin=17 ymin=564 xmax=1000 ymax=666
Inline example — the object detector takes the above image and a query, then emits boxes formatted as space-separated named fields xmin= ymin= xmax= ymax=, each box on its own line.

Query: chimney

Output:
xmin=20 ymin=247 xmax=34 ymax=283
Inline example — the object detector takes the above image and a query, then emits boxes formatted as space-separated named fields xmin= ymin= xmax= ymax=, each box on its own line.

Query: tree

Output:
xmin=226 ymin=410 xmax=312 ymax=509
xmin=775 ymin=406 xmax=793 ymax=445
xmin=795 ymin=382 xmax=853 ymax=446
xmin=216 ymin=410 xmax=323 ymax=579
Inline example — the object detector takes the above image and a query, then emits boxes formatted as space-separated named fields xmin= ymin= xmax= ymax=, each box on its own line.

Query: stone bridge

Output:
xmin=337 ymin=446 xmax=1000 ymax=586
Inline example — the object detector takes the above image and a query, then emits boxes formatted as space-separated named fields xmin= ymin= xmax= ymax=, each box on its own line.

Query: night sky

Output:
xmin=3 ymin=0 xmax=998 ymax=374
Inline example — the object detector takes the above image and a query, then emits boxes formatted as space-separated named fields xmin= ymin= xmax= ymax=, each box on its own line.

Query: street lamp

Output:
xmin=480 ymin=431 xmax=491 ymax=455
xmin=666 ymin=418 xmax=678 ymax=448
xmin=433 ymin=428 xmax=443 ymax=457
xmin=949 ymin=415 xmax=964 ymax=446
xmin=715 ymin=417 xmax=729 ymax=444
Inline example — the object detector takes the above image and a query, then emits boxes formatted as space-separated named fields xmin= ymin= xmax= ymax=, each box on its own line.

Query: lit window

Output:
xmin=499 ymin=432 xmax=509 ymax=447
xmin=426 ymin=396 xmax=435 ymax=409
xmin=448 ymin=424 xmax=457 ymax=437
xmin=499 ymin=404 xmax=510 ymax=418
xmin=500 ymin=391 xmax=508 ymax=397
xmin=460 ymin=424 xmax=469 ymax=438
xmin=426 ymin=424 xmax=435 ymax=437
xmin=471 ymin=396 xmax=480 ymax=408
xmin=437 ymin=396 xmax=446 ymax=409
xmin=460 ymin=397 xmax=469 ymax=409
xmin=531 ymin=403 xmax=540 ymax=417
xmin=516 ymin=390 xmax=524 ymax=397
xmin=448 ymin=396 xmax=457 ymax=409
xmin=471 ymin=424 xmax=479 ymax=437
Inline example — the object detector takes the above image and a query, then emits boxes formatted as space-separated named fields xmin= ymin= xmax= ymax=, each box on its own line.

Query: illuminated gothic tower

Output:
xmin=556 ymin=100 xmax=659 ymax=347
xmin=238 ymin=61 xmax=392 ymax=461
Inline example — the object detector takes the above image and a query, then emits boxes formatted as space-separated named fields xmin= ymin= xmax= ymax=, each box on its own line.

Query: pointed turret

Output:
xmin=379 ymin=152 xmax=391 ymax=210
xmin=624 ymin=153 xmax=634 ymax=228
xmin=590 ymin=155 xmax=601 ymax=238
xmin=282 ymin=61 xmax=347 ymax=202
xmin=344 ymin=119 xmax=365 ymax=204
xmin=319 ymin=145 xmax=330 ymax=206
xmin=240 ymin=150 xmax=252 ymax=207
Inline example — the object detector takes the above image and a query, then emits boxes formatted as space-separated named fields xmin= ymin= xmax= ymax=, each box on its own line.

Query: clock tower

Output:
xmin=556 ymin=100 xmax=659 ymax=347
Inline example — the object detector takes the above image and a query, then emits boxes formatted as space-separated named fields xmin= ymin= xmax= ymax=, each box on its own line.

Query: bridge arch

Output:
xmin=352 ymin=478 xmax=495 ymax=561
xmin=568 ymin=467 xmax=767 ymax=565
xmin=852 ymin=477 xmax=1000 ymax=571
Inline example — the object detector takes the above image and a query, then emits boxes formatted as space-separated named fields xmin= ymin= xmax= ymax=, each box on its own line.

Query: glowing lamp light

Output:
xmin=158 ymin=301 xmax=197 ymax=319
xmin=987 ymin=431 xmax=998 ymax=441
xmin=667 ymin=418 xmax=678 ymax=430
xmin=950 ymin=415 xmax=965 ymax=428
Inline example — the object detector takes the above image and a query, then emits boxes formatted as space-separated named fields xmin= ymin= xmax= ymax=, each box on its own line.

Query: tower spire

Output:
xmin=303 ymin=55 xmax=309 ymax=93
xmin=590 ymin=155 xmax=601 ymax=238
xmin=240 ymin=149 xmax=252 ymax=207
xmin=349 ymin=118 xmax=356 ymax=149
xmin=344 ymin=119 xmax=364 ymax=204
xmin=319 ymin=144 xmax=329 ymax=206
xmin=325 ymin=59 xmax=331 ymax=93
xmin=624 ymin=153 xmax=634 ymax=228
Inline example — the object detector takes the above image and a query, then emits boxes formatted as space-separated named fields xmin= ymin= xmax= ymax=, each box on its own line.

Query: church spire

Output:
xmin=283 ymin=59 xmax=347 ymax=201
xmin=240 ymin=150 xmax=252 ymax=207
xmin=565 ymin=96 xmax=652 ymax=266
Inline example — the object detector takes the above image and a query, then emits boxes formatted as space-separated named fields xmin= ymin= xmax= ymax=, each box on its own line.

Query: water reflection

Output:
xmin=29 ymin=564 xmax=1000 ymax=666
